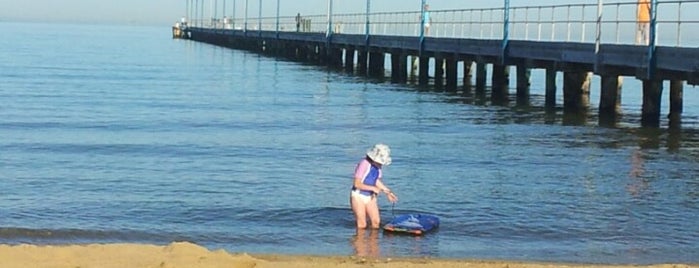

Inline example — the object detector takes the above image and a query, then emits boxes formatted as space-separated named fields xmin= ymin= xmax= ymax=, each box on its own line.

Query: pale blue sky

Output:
xmin=0 ymin=0 xmax=566 ymax=26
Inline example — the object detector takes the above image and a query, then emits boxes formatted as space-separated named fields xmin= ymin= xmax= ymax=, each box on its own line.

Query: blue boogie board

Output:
xmin=383 ymin=214 xmax=440 ymax=235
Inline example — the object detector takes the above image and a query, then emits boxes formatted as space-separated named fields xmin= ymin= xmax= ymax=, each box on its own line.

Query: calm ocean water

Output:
xmin=1 ymin=22 xmax=698 ymax=264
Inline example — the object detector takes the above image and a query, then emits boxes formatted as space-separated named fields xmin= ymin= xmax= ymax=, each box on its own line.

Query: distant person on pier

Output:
xmin=421 ymin=4 xmax=432 ymax=36
xmin=222 ymin=16 xmax=230 ymax=29
xmin=350 ymin=144 xmax=398 ymax=229
xmin=636 ymin=0 xmax=651 ymax=45
xmin=296 ymin=13 xmax=302 ymax=32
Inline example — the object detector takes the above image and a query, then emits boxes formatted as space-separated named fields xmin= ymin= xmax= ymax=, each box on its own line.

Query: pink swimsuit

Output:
xmin=352 ymin=158 xmax=382 ymax=196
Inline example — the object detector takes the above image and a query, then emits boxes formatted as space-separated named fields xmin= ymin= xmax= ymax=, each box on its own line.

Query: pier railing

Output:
xmin=185 ymin=0 xmax=699 ymax=47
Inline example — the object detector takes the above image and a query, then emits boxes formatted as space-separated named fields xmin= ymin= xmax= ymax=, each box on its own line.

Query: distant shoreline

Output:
xmin=0 ymin=19 xmax=172 ymax=28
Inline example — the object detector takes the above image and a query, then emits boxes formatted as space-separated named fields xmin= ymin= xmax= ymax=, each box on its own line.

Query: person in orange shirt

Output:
xmin=636 ymin=0 xmax=651 ymax=45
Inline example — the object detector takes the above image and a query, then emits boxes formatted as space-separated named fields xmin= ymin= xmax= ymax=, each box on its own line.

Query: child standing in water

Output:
xmin=350 ymin=144 xmax=398 ymax=229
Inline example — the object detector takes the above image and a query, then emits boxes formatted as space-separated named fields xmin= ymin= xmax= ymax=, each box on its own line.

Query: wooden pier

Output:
xmin=183 ymin=27 xmax=698 ymax=128
xmin=174 ymin=0 xmax=699 ymax=128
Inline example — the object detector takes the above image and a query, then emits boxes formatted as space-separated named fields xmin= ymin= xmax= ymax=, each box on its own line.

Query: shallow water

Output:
xmin=0 ymin=22 xmax=698 ymax=265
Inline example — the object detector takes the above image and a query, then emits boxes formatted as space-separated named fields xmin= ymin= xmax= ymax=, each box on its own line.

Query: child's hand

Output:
xmin=386 ymin=192 xmax=398 ymax=203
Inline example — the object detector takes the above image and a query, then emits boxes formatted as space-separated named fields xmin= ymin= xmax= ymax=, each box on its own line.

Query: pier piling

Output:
xmin=641 ymin=80 xmax=664 ymax=127
xmin=434 ymin=56 xmax=445 ymax=89
xmin=491 ymin=64 xmax=509 ymax=101
xmin=563 ymin=71 xmax=592 ymax=112
xmin=516 ymin=66 xmax=531 ymax=100
xmin=418 ymin=57 xmax=429 ymax=85
xmin=669 ymin=80 xmax=684 ymax=127
xmin=368 ymin=52 xmax=384 ymax=77
xmin=357 ymin=50 xmax=368 ymax=75
xmin=599 ymin=75 xmax=623 ymax=115
xmin=475 ymin=62 xmax=487 ymax=92
xmin=445 ymin=56 xmax=458 ymax=90
xmin=545 ymin=67 xmax=557 ymax=109
xmin=463 ymin=60 xmax=474 ymax=89
xmin=344 ymin=47 xmax=355 ymax=72
xmin=599 ymin=75 xmax=623 ymax=126
xmin=390 ymin=51 xmax=408 ymax=83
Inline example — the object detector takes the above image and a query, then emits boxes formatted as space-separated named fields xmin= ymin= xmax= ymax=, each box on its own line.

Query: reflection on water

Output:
xmin=351 ymin=228 xmax=380 ymax=258
xmin=628 ymin=149 xmax=649 ymax=197
xmin=637 ymin=127 xmax=664 ymax=149
xmin=382 ymin=231 xmax=440 ymax=257
xmin=351 ymin=228 xmax=441 ymax=259
xmin=428 ymin=84 xmax=699 ymax=156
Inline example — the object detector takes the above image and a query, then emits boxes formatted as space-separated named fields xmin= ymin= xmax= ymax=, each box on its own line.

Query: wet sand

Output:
xmin=0 ymin=242 xmax=695 ymax=268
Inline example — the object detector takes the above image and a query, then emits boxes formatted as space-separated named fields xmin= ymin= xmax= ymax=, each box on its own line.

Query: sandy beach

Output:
xmin=0 ymin=242 xmax=695 ymax=268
